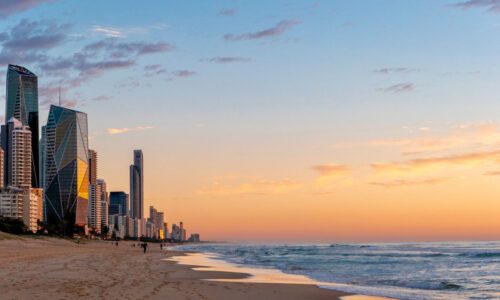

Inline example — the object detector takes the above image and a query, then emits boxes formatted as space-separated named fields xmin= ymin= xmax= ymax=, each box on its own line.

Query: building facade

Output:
xmin=109 ymin=191 xmax=129 ymax=216
xmin=43 ymin=105 xmax=89 ymax=234
xmin=11 ymin=119 xmax=32 ymax=189
xmin=87 ymin=150 xmax=101 ymax=233
xmin=98 ymin=179 xmax=108 ymax=231
xmin=129 ymin=150 xmax=143 ymax=220
xmin=5 ymin=64 xmax=39 ymax=188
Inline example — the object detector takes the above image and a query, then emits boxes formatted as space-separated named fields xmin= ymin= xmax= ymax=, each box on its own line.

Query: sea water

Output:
xmin=175 ymin=242 xmax=500 ymax=300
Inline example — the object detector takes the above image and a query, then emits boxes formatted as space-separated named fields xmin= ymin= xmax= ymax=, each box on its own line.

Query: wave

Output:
xmin=458 ymin=252 xmax=500 ymax=258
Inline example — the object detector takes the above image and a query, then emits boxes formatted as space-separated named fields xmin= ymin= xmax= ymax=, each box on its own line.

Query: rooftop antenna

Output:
xmin=58 ymin=86 xmax=61 ymax=106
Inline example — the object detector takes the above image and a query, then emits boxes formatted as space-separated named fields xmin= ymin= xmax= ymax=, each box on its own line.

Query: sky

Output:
xmin=1 ymin=0 xmax=500 ymax=242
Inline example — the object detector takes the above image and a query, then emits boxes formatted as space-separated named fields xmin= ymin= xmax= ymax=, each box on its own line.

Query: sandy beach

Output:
xmin=0 ymin=232 xmax=352 ymax=300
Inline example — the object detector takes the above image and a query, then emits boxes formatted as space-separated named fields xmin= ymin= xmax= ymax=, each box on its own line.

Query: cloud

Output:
xmin=370 ymin=149 xmax=500 ymax=174
xmin=370 ymin=123 xmax=500 ymax=155
xmin=0 ymin=19 xmax=68 ymax=65
xmin=143 ymin=64 xmax=167 ymax=77
xmin=107 ymin=126 xmax=153 ymax=135
xmin=0 ymin=0 xmax=53 ymax=17
xmin=450 ymin=0 xmax=500 ymax=13
xmin=369 ymin=177 xmax=449 ymax=188
xmin=199 ymin=178 xmax=304 ymax=196
xmin=373 ymin=67 xmax=419 ymax=74
xmin=377 ymin=83 xmax=414 ymax=93
xmin=224 ymin=19 xmax=300 ymax=41
xmin=312 ymin=164 xmax=351 ymax=186
xmin=92 ymin=25 xmax=123 ymax=38
xmin=92 ymin=95 xmax=112 ymax=102
xmin=172 ymin=70 xmax=197 ymax=77
xmin=484 ymin=170 xmax=500 ymax=176
xmin=83 ymin=38 xmax=175 ymax=58
xmin=218 ymin=8 xmax=238 ymax=16
xmin=205 ymin=56 xmax=252 ymax=64
xmin=312 ymin=164 xmax=350 ymax=177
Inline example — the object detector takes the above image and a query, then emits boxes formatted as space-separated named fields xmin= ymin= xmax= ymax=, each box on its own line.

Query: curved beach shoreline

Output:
xmin=0 ymin=234 xmax=358 ymax=299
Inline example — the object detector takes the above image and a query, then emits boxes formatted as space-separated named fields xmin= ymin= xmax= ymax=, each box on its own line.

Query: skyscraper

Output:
xmin=0 ymin=147 xmax=4 ymax=188
xmin=43 ymin=105 xmax=89 ymax=234
xmin=129 ymin=150 xmax=143 ymax=220
xmin=88 ymin=149 xmax=101 ymax=233
xmin=5 ymin=65 xmax=39 ymax=188
xmin=109 ymin=191 xmax=129 ymax=216
xmin=98 ymin=179 xmax=109 ymax=230
xmin=1 ymin=118 xmax=32 ymax=188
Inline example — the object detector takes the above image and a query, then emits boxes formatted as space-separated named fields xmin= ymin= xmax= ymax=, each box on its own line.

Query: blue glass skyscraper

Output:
xmin=4 ymin=64 xmax=39 ymax=188
xmin=43 ymin=105 xmax=89 ymax=234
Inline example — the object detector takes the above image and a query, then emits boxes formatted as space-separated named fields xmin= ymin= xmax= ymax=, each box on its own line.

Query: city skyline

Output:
xmin=1 ymin=1 xmax=500 ymax=242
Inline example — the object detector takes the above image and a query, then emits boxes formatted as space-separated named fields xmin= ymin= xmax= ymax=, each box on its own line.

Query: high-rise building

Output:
xmin=98 ymin=179 xmax=108 ymax=230
xmin=11 ymin=119 xmax=32 ymax=189
xmin=180 ymin=221 xmax=186 ymax=241
xmin=0 ymin=187 xmax=42 ymax=233
xmin=88 ymin=184 xmax=102 ymax=233
xmin=23 ymin=188 xmax=42 ymax=233
xmin=109 ymin=191 xmax=129 ymax=216
xmin=88 ymin=149 xmax=101 ymax=233
xmin=1 ymin=118 xmax=32 ymax=188
xmin=43 ymin=105 xmax=89 ymax=234
xmin=5 ymin=64 xmax=39 ymax=188
xmin=149 ymin=205 xmax=158 ymax=226
xmin=0 ymin=147 xmax=4 ymax=188
xmin=88 ymin=150 xmax=97 ymax=185
xmin=39 ymin=125 xmax=46 ymax=190
xmin=0 ymin=187 xmax=24 ymax=221
xmin=129 ymin=150 xmax=143 ymax=220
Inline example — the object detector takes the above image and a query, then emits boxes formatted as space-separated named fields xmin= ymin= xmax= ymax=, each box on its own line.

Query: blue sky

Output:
xmin=2 ymin=0 xmax=500 ymax=241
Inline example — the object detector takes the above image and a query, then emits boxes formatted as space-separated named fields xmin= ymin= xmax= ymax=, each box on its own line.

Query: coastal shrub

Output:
xmin=0 ymin=217 xmax=27 ymax=234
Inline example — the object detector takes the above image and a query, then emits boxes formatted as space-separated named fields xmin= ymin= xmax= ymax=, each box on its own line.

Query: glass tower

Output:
xmin=5 ymin=64 xmax=39 ymax=187
xmin=43 ymin=105 xmax=89 ymax=234
xmin=129 ymin=150 xmax=143 ymax=220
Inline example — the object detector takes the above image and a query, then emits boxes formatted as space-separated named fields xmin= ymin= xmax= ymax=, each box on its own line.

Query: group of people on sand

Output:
xmin=129 ymin=242 xmax=149 ymax=253
xmin=112 ymin=241 xmax=167 ymax=254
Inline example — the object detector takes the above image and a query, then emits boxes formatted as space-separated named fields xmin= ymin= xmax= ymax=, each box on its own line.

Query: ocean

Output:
xmin=175 ymin=242 xmax=500 ymax=300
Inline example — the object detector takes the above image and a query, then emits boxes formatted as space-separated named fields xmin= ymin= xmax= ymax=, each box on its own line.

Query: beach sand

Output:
xmin=0 ymin=232 xmax=351 ymax=299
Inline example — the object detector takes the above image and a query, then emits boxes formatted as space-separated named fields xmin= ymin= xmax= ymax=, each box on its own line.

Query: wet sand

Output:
xmin=0 ymin=232 xmax=352 ymax=299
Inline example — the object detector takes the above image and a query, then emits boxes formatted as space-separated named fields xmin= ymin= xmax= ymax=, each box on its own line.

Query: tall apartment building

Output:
xmin=5 ymin=64 xmax=40 ymax=188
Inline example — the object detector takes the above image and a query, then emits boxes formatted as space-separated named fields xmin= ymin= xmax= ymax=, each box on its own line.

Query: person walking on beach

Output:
xmin=143 ymin=242 xmax=148 ymax=253
xmin=160 ymin=243 xmax=163 ymax=250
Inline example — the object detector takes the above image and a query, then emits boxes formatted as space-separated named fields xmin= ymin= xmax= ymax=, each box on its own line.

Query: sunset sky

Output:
xmin=1 ymin=0 xmax=500 ymax=242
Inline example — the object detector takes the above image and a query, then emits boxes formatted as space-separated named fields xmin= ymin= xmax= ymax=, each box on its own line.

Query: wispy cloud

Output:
xmin=370 ymin=149 xmax=500 ymax=174
xmin=92 ymin=95 xmax=112 ymax=102
xmin=312 ymin=164 xmax=351 ymax=186
xmin=199 ymin=178 xmax=303 ymax=196
xmin=377 ymin=83 xmax=414 ymax=93
xmin=107 ymin=126 xmax=153 ymax=135
xmin=172 ymin=70 xmax=197 ymax=77
xmin=92 ymin=25 xmax=124 ymax=37
xmin=204 ymin=56 xmax=252 ymax=64
xmin=218 ymin=8 xmax=238 ymax=16
xmin=312 ymin=164 xmax=350 ymax=177
xmin=369 ymin=177 xmax=449 ymax=187
xmin=143 ymin=64 xmax=167 ymax=77
xmin=373 ymin=67 xmax=419 ymax=74
xmin=224 ymin=19 xmax=300 ymax=41
xmin=370 ymin=123 xmax=500 ymax=155
xmin=450 ymin=0 xmax=500 ymax=13
xmin=484 ymin=170 xmax=500 ymax=176
xmin=0 ymin=0 xmax=53 ymax=17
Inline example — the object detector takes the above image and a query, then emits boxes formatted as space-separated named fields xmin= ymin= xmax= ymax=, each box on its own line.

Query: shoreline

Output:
xmin=167 ymin=249 xmax=396 ymax=300
xmin=0 ymin=233 xmax=356 ymax=299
